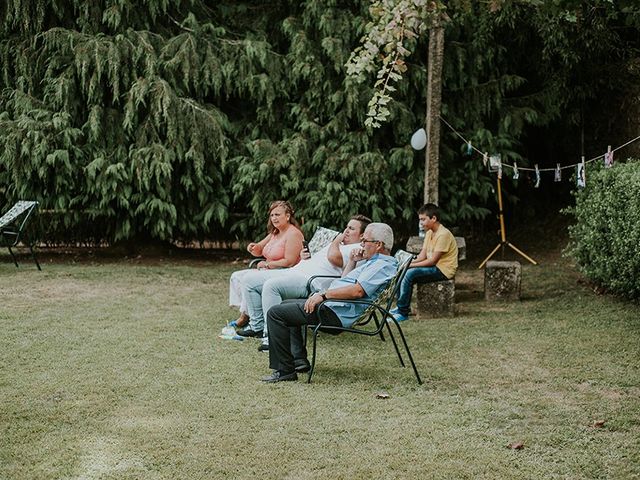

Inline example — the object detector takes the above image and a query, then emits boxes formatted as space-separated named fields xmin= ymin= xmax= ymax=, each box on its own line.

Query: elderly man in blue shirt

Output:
xmin=261 ymin=222 xmax=398 ymax=383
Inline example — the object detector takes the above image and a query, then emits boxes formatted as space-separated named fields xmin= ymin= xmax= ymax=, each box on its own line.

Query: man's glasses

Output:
xmin=360 ymin=238 xmax=380 ymax=245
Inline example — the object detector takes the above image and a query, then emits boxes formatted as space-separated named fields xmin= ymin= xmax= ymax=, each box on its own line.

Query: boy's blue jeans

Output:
xmin=396 ymin=266 xmax=447 ymax=315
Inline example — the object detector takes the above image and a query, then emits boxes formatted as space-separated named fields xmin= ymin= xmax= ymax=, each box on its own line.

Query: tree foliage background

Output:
xmin=1 ymin=0 xmax=639 ymax=244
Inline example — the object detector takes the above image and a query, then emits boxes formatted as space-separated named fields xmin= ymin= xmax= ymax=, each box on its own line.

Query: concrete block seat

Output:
xmin=416 ymin=279 xmax=456 ymax=318
xmin=484 ymin=260 xmax=521 ymax=301
xmin=405 ymin=235 xmax=464 ymax=318
xmin=406 ymin=235 xmax=466 ymax=261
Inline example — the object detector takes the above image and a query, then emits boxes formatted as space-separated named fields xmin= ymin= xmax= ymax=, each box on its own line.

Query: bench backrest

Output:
xmin=352 ymin=250 xmax=414 ymax=327
xmin=307 ymin=226 xmax=340 ymax=254
xmin=0 ymin=201 xmax=38 ymax=230
xmin=394 ymin=249 xmax=414 ymax=265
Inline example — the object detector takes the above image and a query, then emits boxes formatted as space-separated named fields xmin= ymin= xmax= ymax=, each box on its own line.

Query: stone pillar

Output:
xmin=455 ymin=237 xmax=466 ymax=261
xmin=405 ymin=236 xmax=466 ymax=261
xmin=405 ymin=236 xmax=424 ymax=254
xmin=484 ymin=260 xmax=521 ymax=301
xmin=416 ymin=280 xmax=455 ymax=317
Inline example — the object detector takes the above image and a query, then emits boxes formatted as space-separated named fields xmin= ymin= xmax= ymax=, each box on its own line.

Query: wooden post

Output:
xmin=424 ymin=18 xmax=445 ymax=204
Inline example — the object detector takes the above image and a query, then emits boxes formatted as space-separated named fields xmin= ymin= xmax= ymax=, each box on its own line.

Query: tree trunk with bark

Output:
xmin=424 ymin=18 xmax=445 ymax=204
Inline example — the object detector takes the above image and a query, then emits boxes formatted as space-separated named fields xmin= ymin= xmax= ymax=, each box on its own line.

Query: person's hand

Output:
xmin=349 ymin=247 xmax=365 ymax=263
xmin=304 ymin=293 xmax=324 ymax=313
xmin=300 ymin=250 xmax=311 ymax=260
xmin=247 ymin=242 xmax=258 ymax=254
xmin=257 ymin=260 xmax=269 ymax=270
xmin=334 ymin=233 xmax=345 ymax=244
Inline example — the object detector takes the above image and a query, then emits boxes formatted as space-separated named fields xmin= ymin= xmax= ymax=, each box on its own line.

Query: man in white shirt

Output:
xmin=242 ymin=215 xmax=371 ymax=351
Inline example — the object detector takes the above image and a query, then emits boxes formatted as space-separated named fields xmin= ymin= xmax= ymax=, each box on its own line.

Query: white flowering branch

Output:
xmin=346 ymin=0 xmax=444 ymax=127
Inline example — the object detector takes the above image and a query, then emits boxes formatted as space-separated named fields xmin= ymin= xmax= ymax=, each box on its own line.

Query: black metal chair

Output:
xmin=305 ymin=251 xmax=422 ymax=384
xmin=0 ymin=201 xmax=41 ymax=270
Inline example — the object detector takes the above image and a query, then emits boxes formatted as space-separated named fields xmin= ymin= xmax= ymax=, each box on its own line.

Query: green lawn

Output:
xmin=1 ymin=250 xmax=638 ymax=479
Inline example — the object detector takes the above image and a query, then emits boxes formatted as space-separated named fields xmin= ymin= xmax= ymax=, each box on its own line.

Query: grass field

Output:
xmin=1 ymin=247 xmax=639 ymax=479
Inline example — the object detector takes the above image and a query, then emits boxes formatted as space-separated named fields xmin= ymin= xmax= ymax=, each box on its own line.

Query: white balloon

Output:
xmin=410 ymin=128 xmax=427 ymax=150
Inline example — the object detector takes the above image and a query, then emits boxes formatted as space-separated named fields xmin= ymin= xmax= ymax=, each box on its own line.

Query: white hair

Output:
xmin=365 ymin=223 xmax=394 ymax=251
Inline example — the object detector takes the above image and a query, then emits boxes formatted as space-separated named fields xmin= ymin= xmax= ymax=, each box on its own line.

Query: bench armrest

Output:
xmin=305 ymin=274 xmax=341 ymax=296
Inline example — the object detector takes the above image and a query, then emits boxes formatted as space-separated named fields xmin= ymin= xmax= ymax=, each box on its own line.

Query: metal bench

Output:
xmin=0 ymin=201 xmax=41 ymax=270
xmin=305 ymin=250 xmax=423 ymax=384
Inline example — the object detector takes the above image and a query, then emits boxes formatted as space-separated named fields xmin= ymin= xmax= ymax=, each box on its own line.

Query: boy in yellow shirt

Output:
xmin=391 ymin=203 xmax=458 ymax=322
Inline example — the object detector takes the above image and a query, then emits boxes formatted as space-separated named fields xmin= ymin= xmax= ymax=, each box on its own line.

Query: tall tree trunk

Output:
xmin=424 ymin=19 xmax=445 ymax=204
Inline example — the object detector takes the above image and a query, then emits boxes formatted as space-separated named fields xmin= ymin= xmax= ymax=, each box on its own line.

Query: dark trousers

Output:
xmin=267 ymin=299 xmax=342 ymax=373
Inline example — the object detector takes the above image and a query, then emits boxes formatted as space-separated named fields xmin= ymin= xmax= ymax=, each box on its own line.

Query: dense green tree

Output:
xmin=0 ymin=0 xmax=638 ymax=245
xmin=0 ymin=0 xmax=239 ymax=242
xmin=0 ymin=0 xmax=424 ymax=243
xmin=349 ymin=0 xmax=640 ymax=223
xmin=225 ymin=1 xmax=423 ymax=238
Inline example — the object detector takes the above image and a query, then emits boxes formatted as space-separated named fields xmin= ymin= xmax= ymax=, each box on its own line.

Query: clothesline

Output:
xmin=438 ymin=115 xmax=640 ymax=172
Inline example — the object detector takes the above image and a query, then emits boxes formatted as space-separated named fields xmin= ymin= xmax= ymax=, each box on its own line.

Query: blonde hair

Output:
xmin=267 ymin=200 xmax=299 ymax=234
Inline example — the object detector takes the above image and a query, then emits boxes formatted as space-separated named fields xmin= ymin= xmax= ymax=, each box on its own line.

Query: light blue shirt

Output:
xmin=325 ymin=253 xmax=398 ymax=327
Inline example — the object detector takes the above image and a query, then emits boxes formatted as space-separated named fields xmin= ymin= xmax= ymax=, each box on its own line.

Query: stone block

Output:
xmin=405 ymin=236 xmax=423 ymax=254
xmin=405 ymin=236 xmax=466 ymax=261
xmin=455 ymin=237 xmax=466 ymax=261
xmin=416 ymin=280 xmax=455 ymax=317
xmin=484 ymin=260 xmax=521 ymax=301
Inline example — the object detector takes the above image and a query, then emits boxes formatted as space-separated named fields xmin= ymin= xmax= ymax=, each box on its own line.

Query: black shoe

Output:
xmin=257 ymin=343 xmax=269 ymax=352
xmin=261 ymin=371 xmax=298 ymax=383
xmin=294 ymin=359 xmax=311 ymax=373
xmin=237 ymin=329 xmax=263 ymax=338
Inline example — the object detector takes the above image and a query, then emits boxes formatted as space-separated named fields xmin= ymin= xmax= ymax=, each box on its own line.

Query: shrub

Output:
xmin=566 ymin=160 xmax=640 ymax=299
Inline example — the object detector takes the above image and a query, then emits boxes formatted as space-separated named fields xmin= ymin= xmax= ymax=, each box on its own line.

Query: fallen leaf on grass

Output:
xmin=507 ymin=441 xmax=524 ymax=450
xmin=593 ymin=420 xmax=606 ymax=428
xmin=375 ymin=392 xmax=390 ymax=399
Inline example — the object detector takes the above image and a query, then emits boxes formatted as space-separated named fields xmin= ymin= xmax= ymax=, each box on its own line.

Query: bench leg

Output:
xmin=7 ymin=246 xmax=19 ymax=268
xmin=392 ymin=325 xmax=423 ymax=385
xmin=307 ymin=327 xmax=320 ymax=384
xmin=30 ymin=245 xmax=41 ymax=271
xmin=383 ymin=318 xmax=406 ymax=367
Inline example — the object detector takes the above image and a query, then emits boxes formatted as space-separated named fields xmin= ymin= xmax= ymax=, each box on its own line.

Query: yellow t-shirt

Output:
xmin=423 ymin=225 xmax=458 ymax=279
